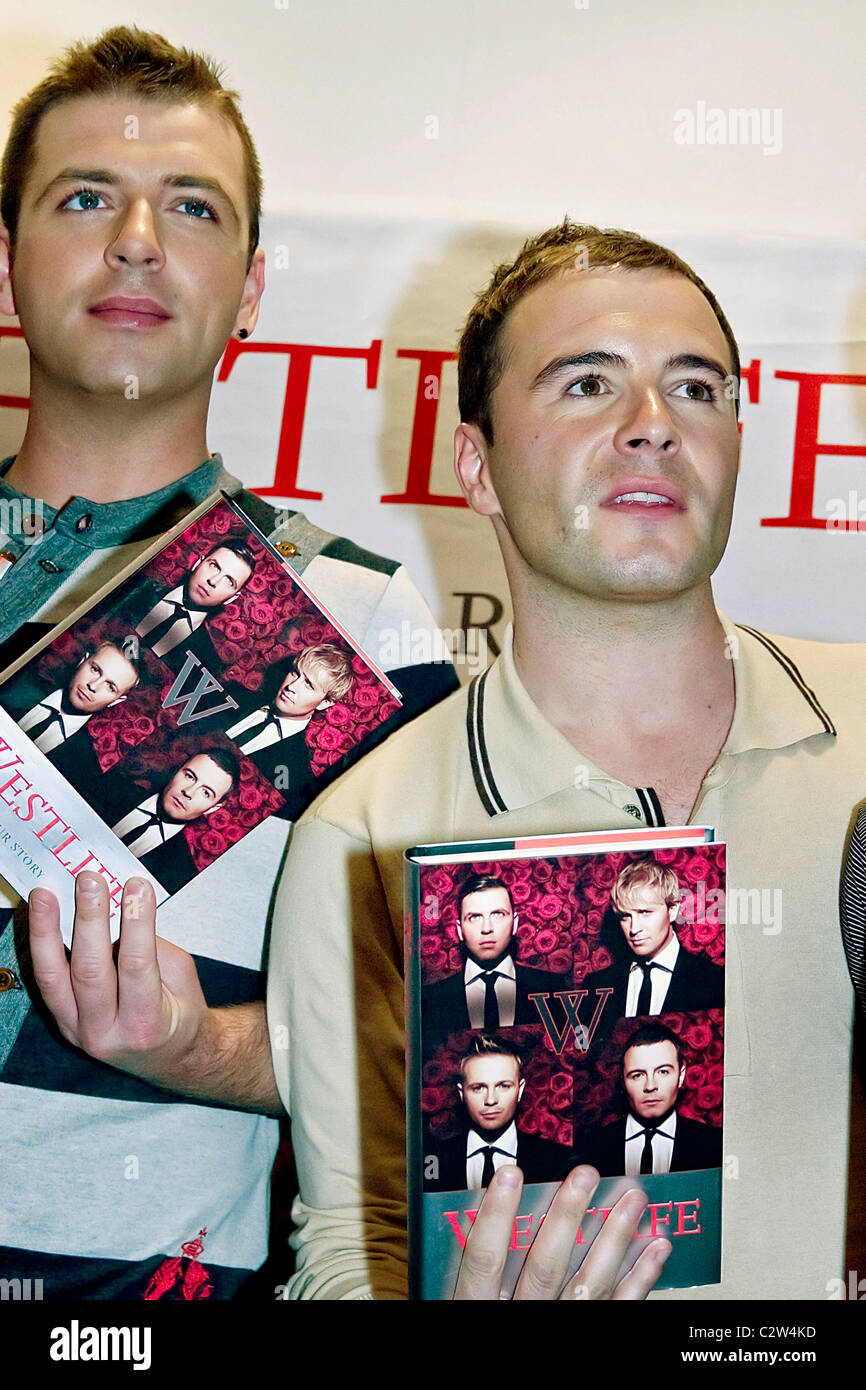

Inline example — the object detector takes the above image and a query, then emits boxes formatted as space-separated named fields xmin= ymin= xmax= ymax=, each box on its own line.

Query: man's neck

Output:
xmin=7 ymin=372 xmax=213 ymax=507
xmin=510 ymin=580 xmax=735 ymax=823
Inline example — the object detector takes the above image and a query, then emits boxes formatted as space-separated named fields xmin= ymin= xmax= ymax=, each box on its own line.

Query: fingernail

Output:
xmin=570 ymin=1165 xmax=599 ymax=1197
xmin=126 ymin=877 xmax=148 ymax=898
xmin=78 ymin=873 xmax=102 ymax=896
xmin=495 ymin=1166 xmax=521 ymax=1189
xmin=29 ymin=888 xmax=53 ymax=911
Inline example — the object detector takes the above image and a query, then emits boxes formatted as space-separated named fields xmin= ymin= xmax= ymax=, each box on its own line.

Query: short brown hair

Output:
xmin=610 ymin=855 xmax=682 ymax=913
xmin=458 ymin=218 xmax=740 ymax=443
xmin=1 ymin=25 xmax=262 ymax=266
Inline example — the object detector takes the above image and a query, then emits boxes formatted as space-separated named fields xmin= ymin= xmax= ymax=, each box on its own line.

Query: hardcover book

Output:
xmin=405 ymin=826 xmax=725 ymax=1298
xmin=0 ymin=491 xmax=401 ymax=940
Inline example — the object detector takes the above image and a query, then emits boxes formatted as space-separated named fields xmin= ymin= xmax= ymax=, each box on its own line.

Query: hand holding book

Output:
xmin=454 ymin=1165 xmax=671 ymax=1301
xmin=27 ymin=874 xmax=283 ymax=1115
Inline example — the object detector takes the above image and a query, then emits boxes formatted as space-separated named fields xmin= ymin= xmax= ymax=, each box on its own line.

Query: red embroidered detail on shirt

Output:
xmin=142 ymin=1227 xmax=213 ymax=1300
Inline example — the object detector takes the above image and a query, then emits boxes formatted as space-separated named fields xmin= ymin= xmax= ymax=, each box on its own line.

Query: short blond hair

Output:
xmin=610 ymin=856 xmax=682 ymax=912
xmin=296 ymin=644 xmax=354 ymax=702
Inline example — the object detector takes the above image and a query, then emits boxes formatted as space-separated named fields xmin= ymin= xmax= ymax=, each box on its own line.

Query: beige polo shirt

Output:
xmin=269 ymin=616 xmax=864 ymax=1300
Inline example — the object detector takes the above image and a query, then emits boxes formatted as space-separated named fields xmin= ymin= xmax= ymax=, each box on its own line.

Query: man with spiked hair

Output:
xmin=0 ymin=25 xmax=456 ymax=1298
xmin=27 ymin=215 xmax=866 ymax=1301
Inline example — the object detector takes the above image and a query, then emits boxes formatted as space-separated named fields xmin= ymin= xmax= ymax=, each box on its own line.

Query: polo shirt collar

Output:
xmin=0 ymin=453 xmax=237 ymax=548
xmin=469 ymin=614 xmax=836 ymax=817
xmin=721 ymin=613 xmax=836 ymax=752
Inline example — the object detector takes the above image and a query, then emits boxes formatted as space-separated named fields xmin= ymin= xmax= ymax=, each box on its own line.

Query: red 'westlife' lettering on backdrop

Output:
xmin=761 ymin=372 xmax=866 ymax=529
xmin=218 ymin=339 xmax=382 ymax=500
xmin=380 ymin=349 xmax=465 ymax=507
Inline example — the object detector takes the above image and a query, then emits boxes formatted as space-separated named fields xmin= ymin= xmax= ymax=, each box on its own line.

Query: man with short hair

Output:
xmin=584 ymin=856 xmax=724 ymax=1037
xmin=30 ymin=220 xmax=866 ymax=1300
xmin=129 ymin=538 xmax=255 ymax=664
xmin=422 ymin=874 xmax=564 ymax=1040
xmin=0 ymin=633 xmax=140 ymax=753
xmin=0 ymin=25 xmax=456 ymax=1298
xmin=108 ymin=746 xmax=240 ymax=894
xmin=425 ymin=1034 xmax=571 ymax=1191
xmin=578 ymin=1022 xmax=722 ymax=1178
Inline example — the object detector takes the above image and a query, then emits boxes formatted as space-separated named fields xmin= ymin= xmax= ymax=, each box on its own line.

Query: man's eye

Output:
xmin=566 ymin=374 xmax=606 ymax=397
xmin=178 ymin=198 xmax=216 ymax=220
xmin=62 ymin=188 xmax=107 ymax=213
xmin=674 ymin=379 xmax=716 ymax=402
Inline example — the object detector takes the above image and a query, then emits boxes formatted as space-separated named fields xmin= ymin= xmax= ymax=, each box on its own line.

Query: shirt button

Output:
xmin=75 ymin=514 xmax=93 ymax=533
xmin=276 ymin=541 xmax=298 ymax=558
xmin=39 ymin=559 xmax=63 ymax=574
xmin=623 ymin=804 xmax=643 ymax=819
xmin=0 ymin=967 xmax=21 ymax=992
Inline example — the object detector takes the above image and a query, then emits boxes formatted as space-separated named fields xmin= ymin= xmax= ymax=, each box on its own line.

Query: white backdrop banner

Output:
xmin=2 ymin=221 xmax=865 ymax=662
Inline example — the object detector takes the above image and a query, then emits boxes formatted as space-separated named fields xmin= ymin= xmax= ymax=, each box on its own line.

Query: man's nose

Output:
xmin=612 ymin=386 xmax=681 ymax=459
xmin=104 ymin=199 xmax=166 ymax=272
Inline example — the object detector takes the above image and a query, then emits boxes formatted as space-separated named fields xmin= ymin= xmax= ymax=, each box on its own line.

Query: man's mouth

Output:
xmin=88 ymin=296 xmax=171 ymax=328
xmin=613 ymin=491 xmax=674 ymax=505
xmin=602 ymin=478 xmax=685 ymax=510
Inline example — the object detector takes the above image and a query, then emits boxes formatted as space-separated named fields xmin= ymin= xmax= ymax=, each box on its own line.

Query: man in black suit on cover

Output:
xmin=424 ymin=1035 xmax=571 ymax=1192
xmin=125 ymin=537 xmax=256 ymax=670
xmin=583 ymin=856 xmax=723 ymax=1035
xmin=422 ymin=874 xmax=564 ymax=1041
xmin=577 ymin=1021 xmax=722 ymax=1177
xmin=107 ymin=747 xmax=241 ymax=895
xmin=223 ymin=643 xmax=354 ymax=796
xmin=0 ymin=633 xmax=141 ymax=756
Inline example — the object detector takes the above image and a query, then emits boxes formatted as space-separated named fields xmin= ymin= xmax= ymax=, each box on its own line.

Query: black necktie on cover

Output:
xmin=636 ymin=961 xmax=654 ymax=1016
xmin=28 ymin=704 xmax=65 ymax=740
xmin=481 ymin=1147 xmax=497 ymax=1187
xmin=120 ymin=808 xmax=166 ymax=847
xmin=481 ymin=971 xmax=501 ymax=1030
xmin=140 ymin=602 xmax=192 ymax=651
xmin=240 ymin=711 xmax=284 ymax=751
xmin=640 ymin=1126 xmax=657 ymax=1175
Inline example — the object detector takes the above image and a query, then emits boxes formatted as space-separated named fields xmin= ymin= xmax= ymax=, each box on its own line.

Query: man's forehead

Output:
xmin=25 ymin=93 xmax=247 ymax=200
xmin=500 ymin=266 xmax=731 ymax=374
xmin=464 ymin=1055 xmax=519 ymax=1082
xmin=462 ymin=886 xmax=511 ymax=912
xmin=625 ymin=1041 xmax=678 ymax=1069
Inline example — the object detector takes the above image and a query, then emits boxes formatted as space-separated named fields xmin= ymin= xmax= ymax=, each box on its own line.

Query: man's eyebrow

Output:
xmin=532 ymin=350 xmax=628 ymax=390
xmin=164 ymin=175 xmax=241 ymax=226
xmin=665 ymin=352 xmax=731 ymax=383
xmin=34 ymin=169 xmax=116 ymax=205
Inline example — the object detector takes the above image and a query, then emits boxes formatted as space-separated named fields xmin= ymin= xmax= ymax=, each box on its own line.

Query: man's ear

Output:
xmin=454 ymin=423 xmax=503 ymax=519
xmin=0 ymin=219 xmax=17 ymax=318
xmin=232 ymin=246 xmax=265 ymax=340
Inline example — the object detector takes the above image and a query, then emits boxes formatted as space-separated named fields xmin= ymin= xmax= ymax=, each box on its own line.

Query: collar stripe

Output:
xmin=645 ymin=786 xmax=666 ymax=827
xmin=736 ymin=625 xmax=837 ymax=735
xmin=467 ymin=671 xmax=509 ymax=816
xmin=635 ymin=787 xmax=657 ymax=826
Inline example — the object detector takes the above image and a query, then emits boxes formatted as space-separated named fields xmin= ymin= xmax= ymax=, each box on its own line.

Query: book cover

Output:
xmin=0 ymin=492 xmax=401 ymax=940
xmin=405 ymin=827 xmax=725 ymax=1298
